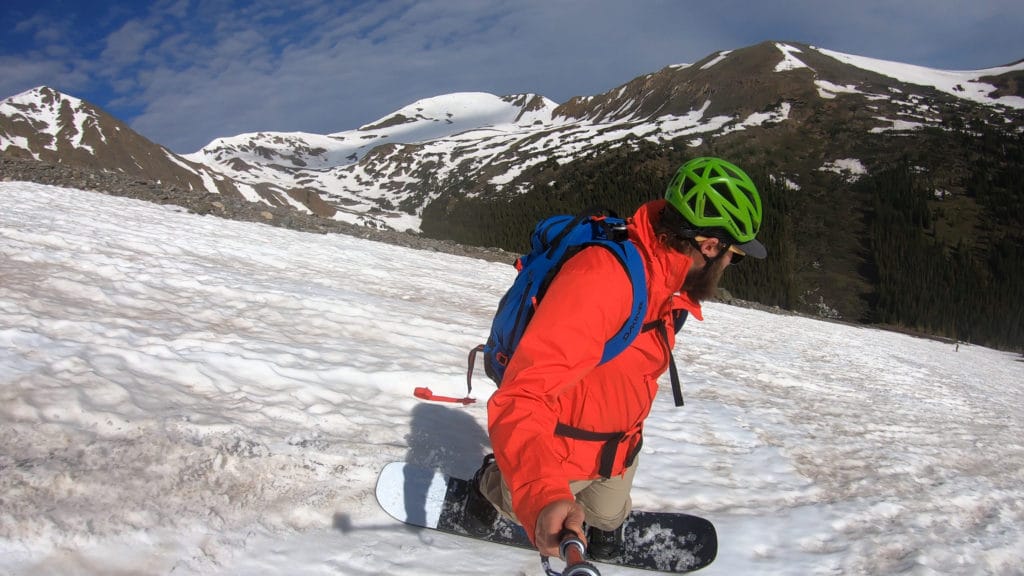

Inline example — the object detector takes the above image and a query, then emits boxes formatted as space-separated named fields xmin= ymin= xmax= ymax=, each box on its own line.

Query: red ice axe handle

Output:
xmin=413 ymin=387 xmax=476 ymax=405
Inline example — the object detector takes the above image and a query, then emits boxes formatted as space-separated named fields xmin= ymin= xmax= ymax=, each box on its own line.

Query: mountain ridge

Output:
xmin=2 ymin=40 xmax=1023 ymax=349
xmin=5 ymin=41 xmax=1021 ymax=232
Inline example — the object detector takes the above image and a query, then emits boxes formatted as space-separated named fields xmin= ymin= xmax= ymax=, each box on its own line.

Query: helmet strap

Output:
xmin=659 ymin=207 xmax=732 ymax=265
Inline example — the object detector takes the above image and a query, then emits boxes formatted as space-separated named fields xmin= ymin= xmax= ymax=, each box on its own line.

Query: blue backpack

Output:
xmin=462 ymin=208 xmax=686 ymax=477
xmin=467 ymin=208 xmax=661 ymax=393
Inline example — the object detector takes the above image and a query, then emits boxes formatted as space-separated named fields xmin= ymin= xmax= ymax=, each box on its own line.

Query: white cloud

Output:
xmin=3 ymin=0 xmax=1023 ymax=152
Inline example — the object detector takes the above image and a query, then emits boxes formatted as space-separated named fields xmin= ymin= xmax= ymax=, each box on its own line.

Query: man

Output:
xmin=464 ymin=157 xmax=767 ymax=559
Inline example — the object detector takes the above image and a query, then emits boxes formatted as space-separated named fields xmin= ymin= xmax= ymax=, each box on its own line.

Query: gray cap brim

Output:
xmin=736 ymin=238 xmax=767 ymax=259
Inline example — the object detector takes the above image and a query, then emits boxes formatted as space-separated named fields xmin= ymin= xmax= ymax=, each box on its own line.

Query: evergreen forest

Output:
xmin=422 ymin=126 xmax=1024 ymax=352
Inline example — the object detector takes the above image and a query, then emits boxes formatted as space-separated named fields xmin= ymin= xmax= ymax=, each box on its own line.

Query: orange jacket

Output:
xmin=487 ymin=199 xmax=703 ymax=542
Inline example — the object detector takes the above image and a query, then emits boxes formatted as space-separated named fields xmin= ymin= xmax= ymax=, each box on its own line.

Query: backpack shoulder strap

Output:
xmin=594 ymin=234 xmax=647 ymax=364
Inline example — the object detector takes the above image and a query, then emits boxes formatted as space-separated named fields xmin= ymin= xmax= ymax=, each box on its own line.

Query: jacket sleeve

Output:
xmin=486 ymin=246 xmax=632 ymax=543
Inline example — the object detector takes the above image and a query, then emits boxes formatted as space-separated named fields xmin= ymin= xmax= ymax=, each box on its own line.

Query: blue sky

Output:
xmin=3 ymin=0 xmax=1023 ymax=154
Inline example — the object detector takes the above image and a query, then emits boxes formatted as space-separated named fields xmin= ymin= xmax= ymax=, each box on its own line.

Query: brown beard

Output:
xmin=654 ymin=231 xmax=728 ymax=302
xmin=681 ymin=250 xmax=727 ymax=302
xmin=652 ymin=206 xmax=728 ymax=302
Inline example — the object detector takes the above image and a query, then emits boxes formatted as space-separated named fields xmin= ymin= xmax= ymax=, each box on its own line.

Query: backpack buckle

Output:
xmin=608 ymin=221 xmax=629 ymax=242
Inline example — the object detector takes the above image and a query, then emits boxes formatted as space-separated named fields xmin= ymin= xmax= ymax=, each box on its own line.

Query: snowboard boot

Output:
xmin=463 ymin=454 xmax=498 ymax=537
xmin=586 ymin=525 xmax=623 ymax=561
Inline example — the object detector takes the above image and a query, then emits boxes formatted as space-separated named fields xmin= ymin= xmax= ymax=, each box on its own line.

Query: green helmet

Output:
xmin=664 ymin=157 xmax=766 ymax=259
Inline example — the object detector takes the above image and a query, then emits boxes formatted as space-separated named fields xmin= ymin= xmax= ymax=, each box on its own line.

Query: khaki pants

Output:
xmin=479 ymin=457 xmax=638 ymax=532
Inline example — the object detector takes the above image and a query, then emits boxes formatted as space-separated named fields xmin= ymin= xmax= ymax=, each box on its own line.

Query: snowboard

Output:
xmin=375 ymin=461 xmax=717 ymax=573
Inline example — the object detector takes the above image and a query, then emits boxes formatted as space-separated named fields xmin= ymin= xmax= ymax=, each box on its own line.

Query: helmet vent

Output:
xmin=702 ymin=198 xmax=721 ymax=218
xmin=710 ymin=182 xmax=734 ymax=204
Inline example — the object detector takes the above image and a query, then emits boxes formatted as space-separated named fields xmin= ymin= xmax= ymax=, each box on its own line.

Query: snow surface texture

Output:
xmin=1 ymin=182 xmax=1022 ymax=575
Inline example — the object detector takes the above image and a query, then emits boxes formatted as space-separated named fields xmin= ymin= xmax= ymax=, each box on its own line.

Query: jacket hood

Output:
xmin=628 ymin=200 xmax=703 ymax=321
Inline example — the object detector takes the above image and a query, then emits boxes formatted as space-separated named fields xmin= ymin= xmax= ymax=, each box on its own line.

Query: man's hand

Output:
xmin=534 ymin=498 xmax=587 ymax=557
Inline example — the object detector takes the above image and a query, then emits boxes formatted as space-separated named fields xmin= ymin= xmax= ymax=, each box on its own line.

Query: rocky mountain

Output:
xmin=2 ymin=40 xmax=1023 ymax=348
xmin=3 ymin=42 xmax=1022 ymax=233
xmin=180 ymin=41 xmax=1024 ymax=234
xmin=0 ymin=88 xmax=232 ymax=195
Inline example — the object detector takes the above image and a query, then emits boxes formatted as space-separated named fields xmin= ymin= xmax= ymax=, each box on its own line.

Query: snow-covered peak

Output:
xmin=351 ymin=91 xmax=559 ymax=140
xmin=184 ymin=92 xmax=561 ymax=171
xmin=815 ymin=47 xmax=1024 ymax=109
xmin=0 ymin=86 xmax=105 ymax=154
xmin=1 ymin=85 xmax=86 ymax=117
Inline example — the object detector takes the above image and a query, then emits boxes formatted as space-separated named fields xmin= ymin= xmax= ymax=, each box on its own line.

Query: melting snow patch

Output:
xmin=774 ymin=44 xmax=809 ymax=72
xmin=816 ymin=80 xmax=863 ymax=99
xmin=700 ymin=51 xmax=732 ymax=70
xmin=820 ymin=158 xmax=867 ymax=182
xmin=869 ymin=117 xmax=925 ymax=133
